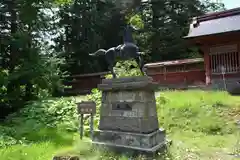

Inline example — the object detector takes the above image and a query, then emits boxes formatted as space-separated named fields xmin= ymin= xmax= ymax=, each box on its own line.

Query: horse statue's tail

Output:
xmin=89 ymin=49 xmax=106 ymax=56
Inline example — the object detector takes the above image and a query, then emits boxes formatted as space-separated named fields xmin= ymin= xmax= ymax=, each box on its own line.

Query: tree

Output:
xmin=149 ymin=0 xmax=225 ymax=62
xmin=0 ymin=0 xmax=66 ymax=118
xmin=138 ymin=0 xmax=224 ymax=62
xmin=55 ymin=0 xmax=127 ymax=75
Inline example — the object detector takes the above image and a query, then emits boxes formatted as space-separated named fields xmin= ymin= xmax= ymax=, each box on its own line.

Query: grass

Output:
xmin=0 ymin=90 xmax=239 ymax=160
xmin=0 ymin=127 xmax=79 ymax=160
xmin=0 ymin=142 xmax=62 ymax=160
xmin=158 ymin=90 xmax=240 ymax=160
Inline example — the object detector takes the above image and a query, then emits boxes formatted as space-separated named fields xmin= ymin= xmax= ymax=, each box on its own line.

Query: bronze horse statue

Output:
xmin=89 ymin=25 xmax=145 ymax=78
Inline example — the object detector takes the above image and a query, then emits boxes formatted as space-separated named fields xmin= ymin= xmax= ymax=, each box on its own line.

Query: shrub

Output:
xmin=0 ymin=126 xmax=19 ymax=147
xmin=6 ymin=97 xmax=79 ymax=132
xmin=0 ymin=97 xmax=79 ymax=147
xmin=0 ymin=55 xmax=67 ymax=119
xmin=105 ymin=60 xmax=142 ymax=79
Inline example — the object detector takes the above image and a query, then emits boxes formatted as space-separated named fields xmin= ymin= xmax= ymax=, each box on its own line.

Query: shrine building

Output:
xmin=185 ymin=7 xmax=240 ymax=88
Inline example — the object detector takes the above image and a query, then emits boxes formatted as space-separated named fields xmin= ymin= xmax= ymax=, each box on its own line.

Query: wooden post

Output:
xmin=90 ymin=113 xmax=94 ymax=140
xmin=203 ymin=46 xmax=211 ymax=85
xmin=238 ymin=43 xmax=240 ymax=72
xmin=221 ymin=66 xmax=227 ymax=90
xmin=164 ymin=66 xmax=166 ymax=81
xmin=80 ymin=114 xmax=84 ymax=140
xmin=77 ymin=101 xmax=96 ymax=140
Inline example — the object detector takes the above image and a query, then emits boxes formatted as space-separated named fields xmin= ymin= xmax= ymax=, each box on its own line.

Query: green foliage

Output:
xmin=105 ymin=60 xmax=143 ymax=79
xmin=0 ymin=70 xmax=9 ymax=104
xmin=86 ymin=89 xmax=102 ymax=133
xmin=0 ymin=54 xmax=66 ymax=118
xmin=0 ymin=0 xmax=67 ymax=117
xmin=202 ymin=0 xmax=226 ymax=12
xmin=55 ymin=0 xmax=73 ymax=5
xmin=0 ymin=126 xmax=19 ymax=147
xmin=0 ymin=97 xmax=79 ymax=149
xmin=129 ymin=14 xmax=144 ymax=30
xmin=55 ymin=0 xmax=114 ymax=75
xmin=8 ymin=98 xmax=78 ymax=129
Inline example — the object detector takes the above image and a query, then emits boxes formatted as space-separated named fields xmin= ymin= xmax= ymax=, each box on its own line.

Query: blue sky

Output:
xmin=222 ymin=0 xmax=240 ymax=9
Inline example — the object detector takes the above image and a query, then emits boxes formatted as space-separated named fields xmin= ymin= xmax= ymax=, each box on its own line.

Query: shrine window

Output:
xmin=209 ymin=44 xmax=240 ymax=74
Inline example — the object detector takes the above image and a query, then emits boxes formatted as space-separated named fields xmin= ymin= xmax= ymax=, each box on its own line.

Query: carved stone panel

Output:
xmin=99 ymin=116 xmax=159 ymax=133
xmin=105 ymin=91 xmax=156 ymax=103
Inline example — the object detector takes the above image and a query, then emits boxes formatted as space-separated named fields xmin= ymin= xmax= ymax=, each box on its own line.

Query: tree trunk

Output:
xmin=7 ymin=0 xmax=18 ymax=95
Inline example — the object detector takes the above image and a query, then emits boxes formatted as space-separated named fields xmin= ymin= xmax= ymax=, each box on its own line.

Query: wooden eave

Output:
xmin=184 ymin=7 xmax=240 ymax=43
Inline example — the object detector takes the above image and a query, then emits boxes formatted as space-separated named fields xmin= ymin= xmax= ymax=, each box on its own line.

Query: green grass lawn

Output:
xmin=0 ymin=90 xmax=239 ymax=160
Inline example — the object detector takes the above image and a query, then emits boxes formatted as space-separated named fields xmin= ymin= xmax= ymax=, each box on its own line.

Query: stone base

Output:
xmin=92 ymin=129 xmax=167 ymax=153
xmin=211 ymin=78 xmax=240 ymax=90
xmin=98 ymin=76 xmax=160 ymax=133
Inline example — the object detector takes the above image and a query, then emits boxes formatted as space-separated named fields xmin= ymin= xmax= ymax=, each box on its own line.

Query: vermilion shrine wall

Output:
xmin=146 ymin=62 xmax=205 ymax=87
xmin=198 ymin=33 xmax=240 ymax=88
xmin=64 ymin=72 xmax=109 ymax=95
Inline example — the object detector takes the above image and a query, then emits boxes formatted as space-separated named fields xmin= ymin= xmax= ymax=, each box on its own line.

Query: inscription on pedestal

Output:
xmin=123 ymin=111 xmax=138 ymax=117
xmin=105 ymin=91 xmax=156 ymax=103
xmin=112 ymin=102 xmax=132 ymax=111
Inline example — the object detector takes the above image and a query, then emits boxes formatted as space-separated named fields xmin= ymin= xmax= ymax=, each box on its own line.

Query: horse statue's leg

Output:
xmin=135 ymin=55 xmax=146 ymax=76
xmin=108 ymin=63 xmax=117 ymax=78
xmin=105 ymin=49 xmax=117 ymax=79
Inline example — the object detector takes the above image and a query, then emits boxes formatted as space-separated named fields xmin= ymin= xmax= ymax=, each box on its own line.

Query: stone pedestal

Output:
xmin=92 ymin=76 xmax=167 ymax=153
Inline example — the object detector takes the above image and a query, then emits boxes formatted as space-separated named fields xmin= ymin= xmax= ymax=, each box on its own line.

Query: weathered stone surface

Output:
xmin=104 ymin=91 xmax=156 ymax=103
xmin=99 ymin=99 xmax=158 ymax=131
xmin=227 ymin=83 xmax=240 ymax=95
xmin=99 ymin=116 xmax=159 ymax=133
xmin=98 ymin=76 xmax=159 ymax=133
xmin=92 ymin=129 xmax=166 ymax=152
xmin=211 ymin=78 xmax=240 ymax=90
xmin=92 ymin=76 xmax=167 ymax=153
xmin=102 ymin=76 xmax=153 ymax=84
xmin=98 ymin=76 xmax=158 ymax=91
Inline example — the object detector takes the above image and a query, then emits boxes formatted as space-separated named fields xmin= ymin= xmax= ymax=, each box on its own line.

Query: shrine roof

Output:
xmin=69 ymin=72 xmax=109 ymax=78
xmin=144 ymin=58 xmax=203 ymax=68
xmin=185 ymin=7 xmax=240 ymax=39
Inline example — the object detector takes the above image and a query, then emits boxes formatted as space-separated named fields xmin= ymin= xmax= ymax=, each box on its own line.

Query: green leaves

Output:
xmin=54 ymin=0 xmax=73 ymax=5
xmin=9 ymin=98 xmax=78 ymax=131
xmin=0 ymin=0 xmax=68 ymax=116
xmin=129 ymin=14 xmax=144 ymax=29
xmin=105 ymin=60 xmax=142 ymax=79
